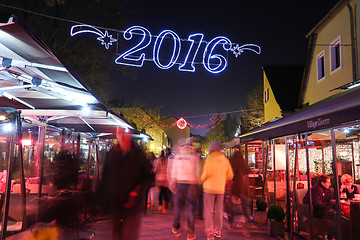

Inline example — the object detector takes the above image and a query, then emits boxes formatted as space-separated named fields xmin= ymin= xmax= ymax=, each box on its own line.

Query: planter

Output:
xmin=267 ymin=219 xmax=285 ymax=236
xmin=253 ymin=210 xmax=267 ymax=224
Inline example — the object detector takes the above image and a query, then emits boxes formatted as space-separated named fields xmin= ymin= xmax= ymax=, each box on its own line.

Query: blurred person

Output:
xmin=38 ymin=150 xmax=78 ymax=229
xmin=201 ymin=142 xmax=233 ymax=240
xmin=154 ymin=150 xmax=171 ymax=214
xmin=99 ymin=127 xmax=154 ymax=240
xmin=169 ymin=138 xmax=201 ymax=240
xmin=226 ymin=150 xmax=252 ymax=237
xmin=144 ymin=152 xmax=156 ymax=214
xmin=340 ymin=174 xmax=358 ymax=199
xmin=165 ymin=148 xmax=174 ymax=207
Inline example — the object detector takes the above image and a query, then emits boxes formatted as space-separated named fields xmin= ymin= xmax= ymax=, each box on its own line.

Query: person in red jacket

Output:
xmin=225 ymin=150 xmax=252 ymax=237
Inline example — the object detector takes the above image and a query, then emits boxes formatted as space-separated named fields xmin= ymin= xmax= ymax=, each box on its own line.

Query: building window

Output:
xmin=264 ymin=88 xmax=269 ymax=104
xmin=330 ymin=35 xmax=342 ymax=74
xmin=317 ymin=50 xmax=326 ymax=81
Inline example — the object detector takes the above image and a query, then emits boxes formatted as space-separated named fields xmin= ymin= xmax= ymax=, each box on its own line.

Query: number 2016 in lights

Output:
xmin=70 ymin=25 xmax=261 ymax=74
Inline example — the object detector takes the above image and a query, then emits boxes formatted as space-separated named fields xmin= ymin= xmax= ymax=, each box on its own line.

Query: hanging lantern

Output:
xmin=177 ymin=117 xmax=187 ymax=129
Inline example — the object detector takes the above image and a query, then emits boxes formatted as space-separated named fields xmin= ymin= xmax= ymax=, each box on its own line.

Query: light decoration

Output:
xmin=287 ymin=142 xmax=359 ymax=176
xmin=153 ymin=29 xmax=181 ymax=70
xmin=70 ymin=24 xmax=261 ymax=74
xmin=203 ymin=36 xmax=232 ymax=74
xmin=179 ymin=33 xmax=204 ymax=72
xmin=115 ymin=26 xmax=151 ymax=67
xmin=21 ymin=139 xmax=32 ymax=146
xmin=71 ymin=25 xmax=117 ymax=49
xmin=230 ymin=44 xmax=262 ymax=58
xmin=132 ymin=112 xmax=226 ymax=131
xmin=2 ymin=123 xmax=12 ymax=132
xmin=177 ymin=117 xmax=187 ymax=129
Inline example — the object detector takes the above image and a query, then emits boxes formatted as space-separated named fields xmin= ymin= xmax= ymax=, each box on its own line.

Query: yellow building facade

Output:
xmin=300 ymin=0 xmax=358 ymax=106
xmin=263 ymin=65 xmax=304 ymax=123
xmin=263 ymin=70 xmax=282 ymax=123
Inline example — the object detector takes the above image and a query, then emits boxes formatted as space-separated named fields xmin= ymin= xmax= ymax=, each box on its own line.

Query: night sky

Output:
xmin=110 ymin=0 xmax=340 ymax=135
xmin=1 ymin=1 xmax=339 ymax=136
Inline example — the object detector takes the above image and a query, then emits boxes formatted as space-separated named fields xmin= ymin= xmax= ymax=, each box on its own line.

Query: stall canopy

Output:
xmin=240 ymin=85 xmax=360 ymax=142
xmin=0 ymin=15 xmax=135 ymax=136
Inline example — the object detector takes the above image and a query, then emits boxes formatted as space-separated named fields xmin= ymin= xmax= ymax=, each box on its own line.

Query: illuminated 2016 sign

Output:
xmin=70 ymin=25 xmax=261 ymax=74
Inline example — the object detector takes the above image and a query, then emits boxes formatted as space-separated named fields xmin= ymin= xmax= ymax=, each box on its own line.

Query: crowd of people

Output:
xmin=13 ymin=126 xmax=357 ymax=240
xmin=96 ymin=126 xmax=360 ymax=240
xmin=99 ymin=126 xmax=253 ymax=240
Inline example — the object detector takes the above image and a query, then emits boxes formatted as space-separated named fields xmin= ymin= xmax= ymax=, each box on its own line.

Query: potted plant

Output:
xmin=253 ymin=198 xmax=267 ymax=224
xmin=267 ymin=204 xmax=285 ymax=236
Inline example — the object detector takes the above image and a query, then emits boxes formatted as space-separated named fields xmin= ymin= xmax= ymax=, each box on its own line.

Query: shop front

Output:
xmin=240 ymin=86 xmax=360 ymax=240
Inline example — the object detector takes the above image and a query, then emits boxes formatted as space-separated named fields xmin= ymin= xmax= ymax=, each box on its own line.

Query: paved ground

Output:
xmin=73 ymin=209 xmax=280 ymax=240
xmin=6 ymin=208 xmax=281 ymax=239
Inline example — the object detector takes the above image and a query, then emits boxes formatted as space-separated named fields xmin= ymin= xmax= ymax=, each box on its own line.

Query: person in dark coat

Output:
xmin=303 ymin=174 xmax=332 ymax=218
xmin=100 ymin=127 xmax=154 ymax=240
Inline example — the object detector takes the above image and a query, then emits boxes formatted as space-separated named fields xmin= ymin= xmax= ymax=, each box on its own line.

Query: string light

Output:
xmin=132 ymin=112 xmax=227 ymax=131
xmin=0 ymin=3 xmax=260 ymax=61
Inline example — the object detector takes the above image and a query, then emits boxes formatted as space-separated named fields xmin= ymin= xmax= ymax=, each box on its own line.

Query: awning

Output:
xmin=240 ymin=85 xmax=360 ymax=142
xmin=0 ymin=15 xmax=134 ymax=136
xmin=221 ymin=137 xmax=240 ymax=149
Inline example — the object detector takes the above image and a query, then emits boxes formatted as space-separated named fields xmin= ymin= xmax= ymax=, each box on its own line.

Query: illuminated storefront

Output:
xmin=0 ymin=16 xmax=137 ymax=239
xmin=240 ymin=85 xmax=360 ymax=240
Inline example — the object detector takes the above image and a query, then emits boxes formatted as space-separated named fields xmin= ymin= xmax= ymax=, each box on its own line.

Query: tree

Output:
xmin=222 ymin=114 xmax=239 ymax=139
xmin=241 ymin=81 xmax=264 ymax=133
xmin=203 ymin=113 xmax=226 ymax=152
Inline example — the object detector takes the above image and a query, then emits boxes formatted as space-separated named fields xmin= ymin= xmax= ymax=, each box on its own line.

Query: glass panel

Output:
xmin=245 ymin=141 xmax=263 ymax=201
xmin=265 ymin=140 xmax=275 ymax=205
xmin=300 ymin=130 xmax=338 ymax=239
xmin=293 ymin=134 xmax=311 ymax=238
xmin=271 ymin=137 xmax=287 ymax=212
xmin=0 ymin=125 xmax=10 ymax=193
xmin=334 ymin=125 xmax=360 ymax=239
xmin=42 ymin=127 xmax=61 ymax=195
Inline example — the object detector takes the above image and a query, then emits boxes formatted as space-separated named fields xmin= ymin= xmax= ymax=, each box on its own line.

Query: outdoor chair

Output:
xmin=297 ymin=203 xmax=328 ymax=237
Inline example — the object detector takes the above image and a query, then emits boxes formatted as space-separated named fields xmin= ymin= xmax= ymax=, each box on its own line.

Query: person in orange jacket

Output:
xmin=201 ymin=142 xmax=233 ymax=240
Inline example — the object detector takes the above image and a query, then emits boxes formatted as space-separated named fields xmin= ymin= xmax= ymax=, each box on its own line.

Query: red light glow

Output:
xmin=177 ymin=118 xmax=187 ymax=130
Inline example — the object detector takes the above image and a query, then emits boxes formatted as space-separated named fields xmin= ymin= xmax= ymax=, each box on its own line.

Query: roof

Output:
xmin=0 ymin=15 xmax=133 ymax=136
xmin=221 ymin=137 xmax=240 ymax=149
xmin=240 ymin=85 xmax=360 ymax=142
xmin=300 ymin=0 xmax=349 ymax=106
xmin=306 ymin=0 xmax=345 ymax=38
xmin=263 ymin=65 xmax=304 ymax=113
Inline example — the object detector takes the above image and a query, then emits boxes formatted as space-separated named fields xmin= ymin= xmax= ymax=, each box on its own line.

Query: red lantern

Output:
xmin=177 ymin=117 xmax=187 ymax=129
